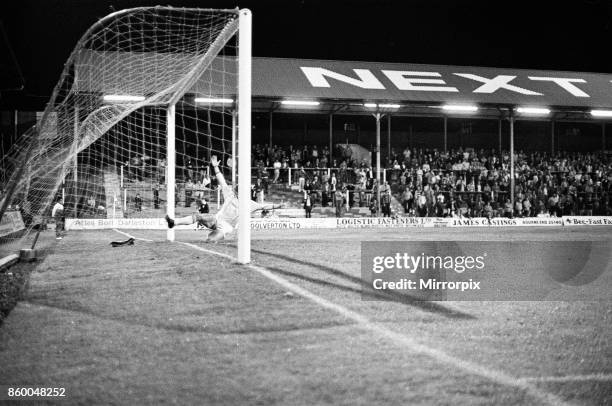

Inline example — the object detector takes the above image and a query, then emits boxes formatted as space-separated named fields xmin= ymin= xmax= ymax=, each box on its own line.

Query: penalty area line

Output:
xmin=177 ymin=242 xmax=571 ymax=406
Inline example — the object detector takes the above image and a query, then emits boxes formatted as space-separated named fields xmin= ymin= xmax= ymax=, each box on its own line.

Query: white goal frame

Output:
xmin=236 ymin=9 xmax=252 ymax=264
xmin=164 ymin=9 xmax=251 ymax=264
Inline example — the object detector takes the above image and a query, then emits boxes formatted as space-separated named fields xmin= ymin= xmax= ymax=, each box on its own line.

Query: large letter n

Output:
xmin=300 ymin=67 xmax=385 ymax=89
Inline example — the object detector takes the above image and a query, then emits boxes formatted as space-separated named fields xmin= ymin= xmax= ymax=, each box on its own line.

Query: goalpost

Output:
xmin=0 ymin=7 xmax=252 ymax=263
xmin=237 ymin=9 xmax=252 ymax=264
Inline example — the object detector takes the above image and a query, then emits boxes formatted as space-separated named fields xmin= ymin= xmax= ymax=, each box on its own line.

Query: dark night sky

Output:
xmin=1 ymin=0 xmax=612 ymax=109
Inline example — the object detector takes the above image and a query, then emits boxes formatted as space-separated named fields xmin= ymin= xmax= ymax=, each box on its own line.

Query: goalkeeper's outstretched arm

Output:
xmin=210 ymin=155 xmax=228 ymax=189
xmin=209 ymin=155 xmax=283 ymax=214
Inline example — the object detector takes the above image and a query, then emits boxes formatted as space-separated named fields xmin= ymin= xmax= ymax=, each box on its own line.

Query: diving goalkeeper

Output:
xmin=165 ymin=155 xmax=282 ymax=242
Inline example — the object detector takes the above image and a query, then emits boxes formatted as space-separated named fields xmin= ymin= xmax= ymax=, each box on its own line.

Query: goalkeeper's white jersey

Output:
xmin=215 ymin=196 xmax=260 ymax=228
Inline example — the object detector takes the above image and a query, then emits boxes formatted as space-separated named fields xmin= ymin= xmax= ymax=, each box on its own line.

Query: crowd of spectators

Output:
xmin=253 ymin=143 xmax=612 ymax=218
xmin=105 ymin=143 xmax=612 ymax=219
xmin=253 ymin=144 xmax=335 ymax=169
xmin=388 ymin=147 xmax=611 ymax=218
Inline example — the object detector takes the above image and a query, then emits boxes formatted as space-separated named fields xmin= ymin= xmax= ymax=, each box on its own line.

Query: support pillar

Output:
xmin=345 ymin=189 xmax=350 ymax=211
xmin=443 ymin=116 xmax=448 ymax=153
xmin=387 ymin=114 xmax=392 ymax=160
xmin=498 ymin=118 xmax=502 ymax=155
xmin=329 ymin=113 xmax=333 ymax=165
xmin=375 ymin=112 xmax=382 ymax=214
xmin=13 ymin=110 xmax=18 ymax=141
xmin=551 ymin=120 xmax=555 ymax=154
xmin=269 ymin=111 xmax=273 ymax=148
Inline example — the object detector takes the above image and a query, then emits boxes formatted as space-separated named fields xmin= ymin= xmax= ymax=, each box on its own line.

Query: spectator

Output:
xmin=416 ymin=191 xmax=427 ymax=217
xmin=87 ymin=195 xmax=96 ymax=214
xmin=330 ymin=172 xmax=337 ymax=193
xmin=322 ymin=180 xmax=330 ymax=207
xmin=381 ymin=186 xmax=391 ymax=217
xmin=51 ymin=197 xmax=65 ymax=240
xmin=514 ymin=199 xmax=523 ymax=218
xmin=158 ymin=158 xmax=166 ymax=184
xmin=298 ymin=167 xmax=306 ymax=192
xmin=255 ymin=178 xmax=264 ymax=202
xmin=503 ymin=198 xmax=513 ymax=218
xmin=135 ymin=193 xmax=143 ymax=211
xmin=457 ymin=196 xmax=469 ymax=218
xmin=434 ymin=194 xmax=446 ymax=217
xmin=198 ymin=198 xmax=210 ymax=214
xmin=304 ymin=193 xmax=313 ymax=218
xmin=401 ymin=188 xmax=413 ymax=214
xmin=369 ymin=198 xmax=378 ymax=217
xmin=334 ymin=187 xmax=345 ymax=217
xmin=273 ymin=158 xmax=281 ymax=183
xmin=548 ymin=193 xmax=560 ymax=217
xmin=186 ymin=159 xmax=194 ymax=181
xmin=303 ymin=179 xmax=312 ymax=198
xmin=153 ymin=185 xmax=160 ymax=209
xmin=523 ymin=197 xmax=531 ymax=217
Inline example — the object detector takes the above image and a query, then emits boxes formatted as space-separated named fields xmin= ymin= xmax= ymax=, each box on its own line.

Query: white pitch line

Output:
xmin=177 ymin=241 xmax=571 ymax=406
xmin=520 ymin=373 xmax=612 ymax=384
xmin=178 ymin=241 xmax=235 ymax=261
xmin=112 ymin=229 xmax=154 ymax=242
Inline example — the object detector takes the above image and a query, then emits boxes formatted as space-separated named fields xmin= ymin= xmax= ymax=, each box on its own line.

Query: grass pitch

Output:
xmin=0 ymin=226 xmax=610 ymax=405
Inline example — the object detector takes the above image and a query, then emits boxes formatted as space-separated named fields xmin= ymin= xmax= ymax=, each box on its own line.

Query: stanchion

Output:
xmin=345 ymin=189 xmax=350 ymax=211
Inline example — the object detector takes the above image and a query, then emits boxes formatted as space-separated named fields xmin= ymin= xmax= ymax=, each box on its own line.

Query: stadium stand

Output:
xmin=249 ymin=143 xmax=611 ymax=219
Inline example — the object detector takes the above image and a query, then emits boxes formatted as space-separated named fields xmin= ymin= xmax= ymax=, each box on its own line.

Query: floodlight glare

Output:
xmin=103 ymin=94 xmax=145 ymax=102
xmin=363 ymin=103 xmax=378 ymax=108
xmin=516 ymin=107 xmax=551 ymax=115
xmin=442 ymin=104 xmax=479 ymax=112
xmin=195 ymin=97 xmax=234 ymax=104
xmin=590 ymin=109 xmax=612 ymax=118
xmin=280 ymin=100 xmax=320 ymax=106
xmin=378 ymin=103 xmax=401 ymax=109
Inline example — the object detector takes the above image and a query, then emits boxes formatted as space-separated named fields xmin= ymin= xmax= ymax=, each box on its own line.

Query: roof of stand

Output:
xmin=75 ymin=52 xmax=612 ymax=119
xmin=252 ymin=57 xmax=612 ymax=108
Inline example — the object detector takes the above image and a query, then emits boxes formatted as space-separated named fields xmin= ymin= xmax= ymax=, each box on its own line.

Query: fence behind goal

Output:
xmin=0 ymin=7 xmax=252 ymax=261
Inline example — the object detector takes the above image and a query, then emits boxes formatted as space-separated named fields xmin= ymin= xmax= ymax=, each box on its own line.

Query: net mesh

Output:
xmin=0 ymin=7 xmax=240 ymax=253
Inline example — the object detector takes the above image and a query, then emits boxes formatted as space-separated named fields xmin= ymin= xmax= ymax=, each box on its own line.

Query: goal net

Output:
xmin=0 ymin=7 xmax=252 ymax=262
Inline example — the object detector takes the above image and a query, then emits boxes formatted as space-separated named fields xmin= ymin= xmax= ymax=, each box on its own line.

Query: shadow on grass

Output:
xmin=24 ymin=298 xmax=353 ymax=335
xmin=247 ymin=246 xmax=475 ymax=321
xmin=0 ymin=247 xmax=55 ymax=327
